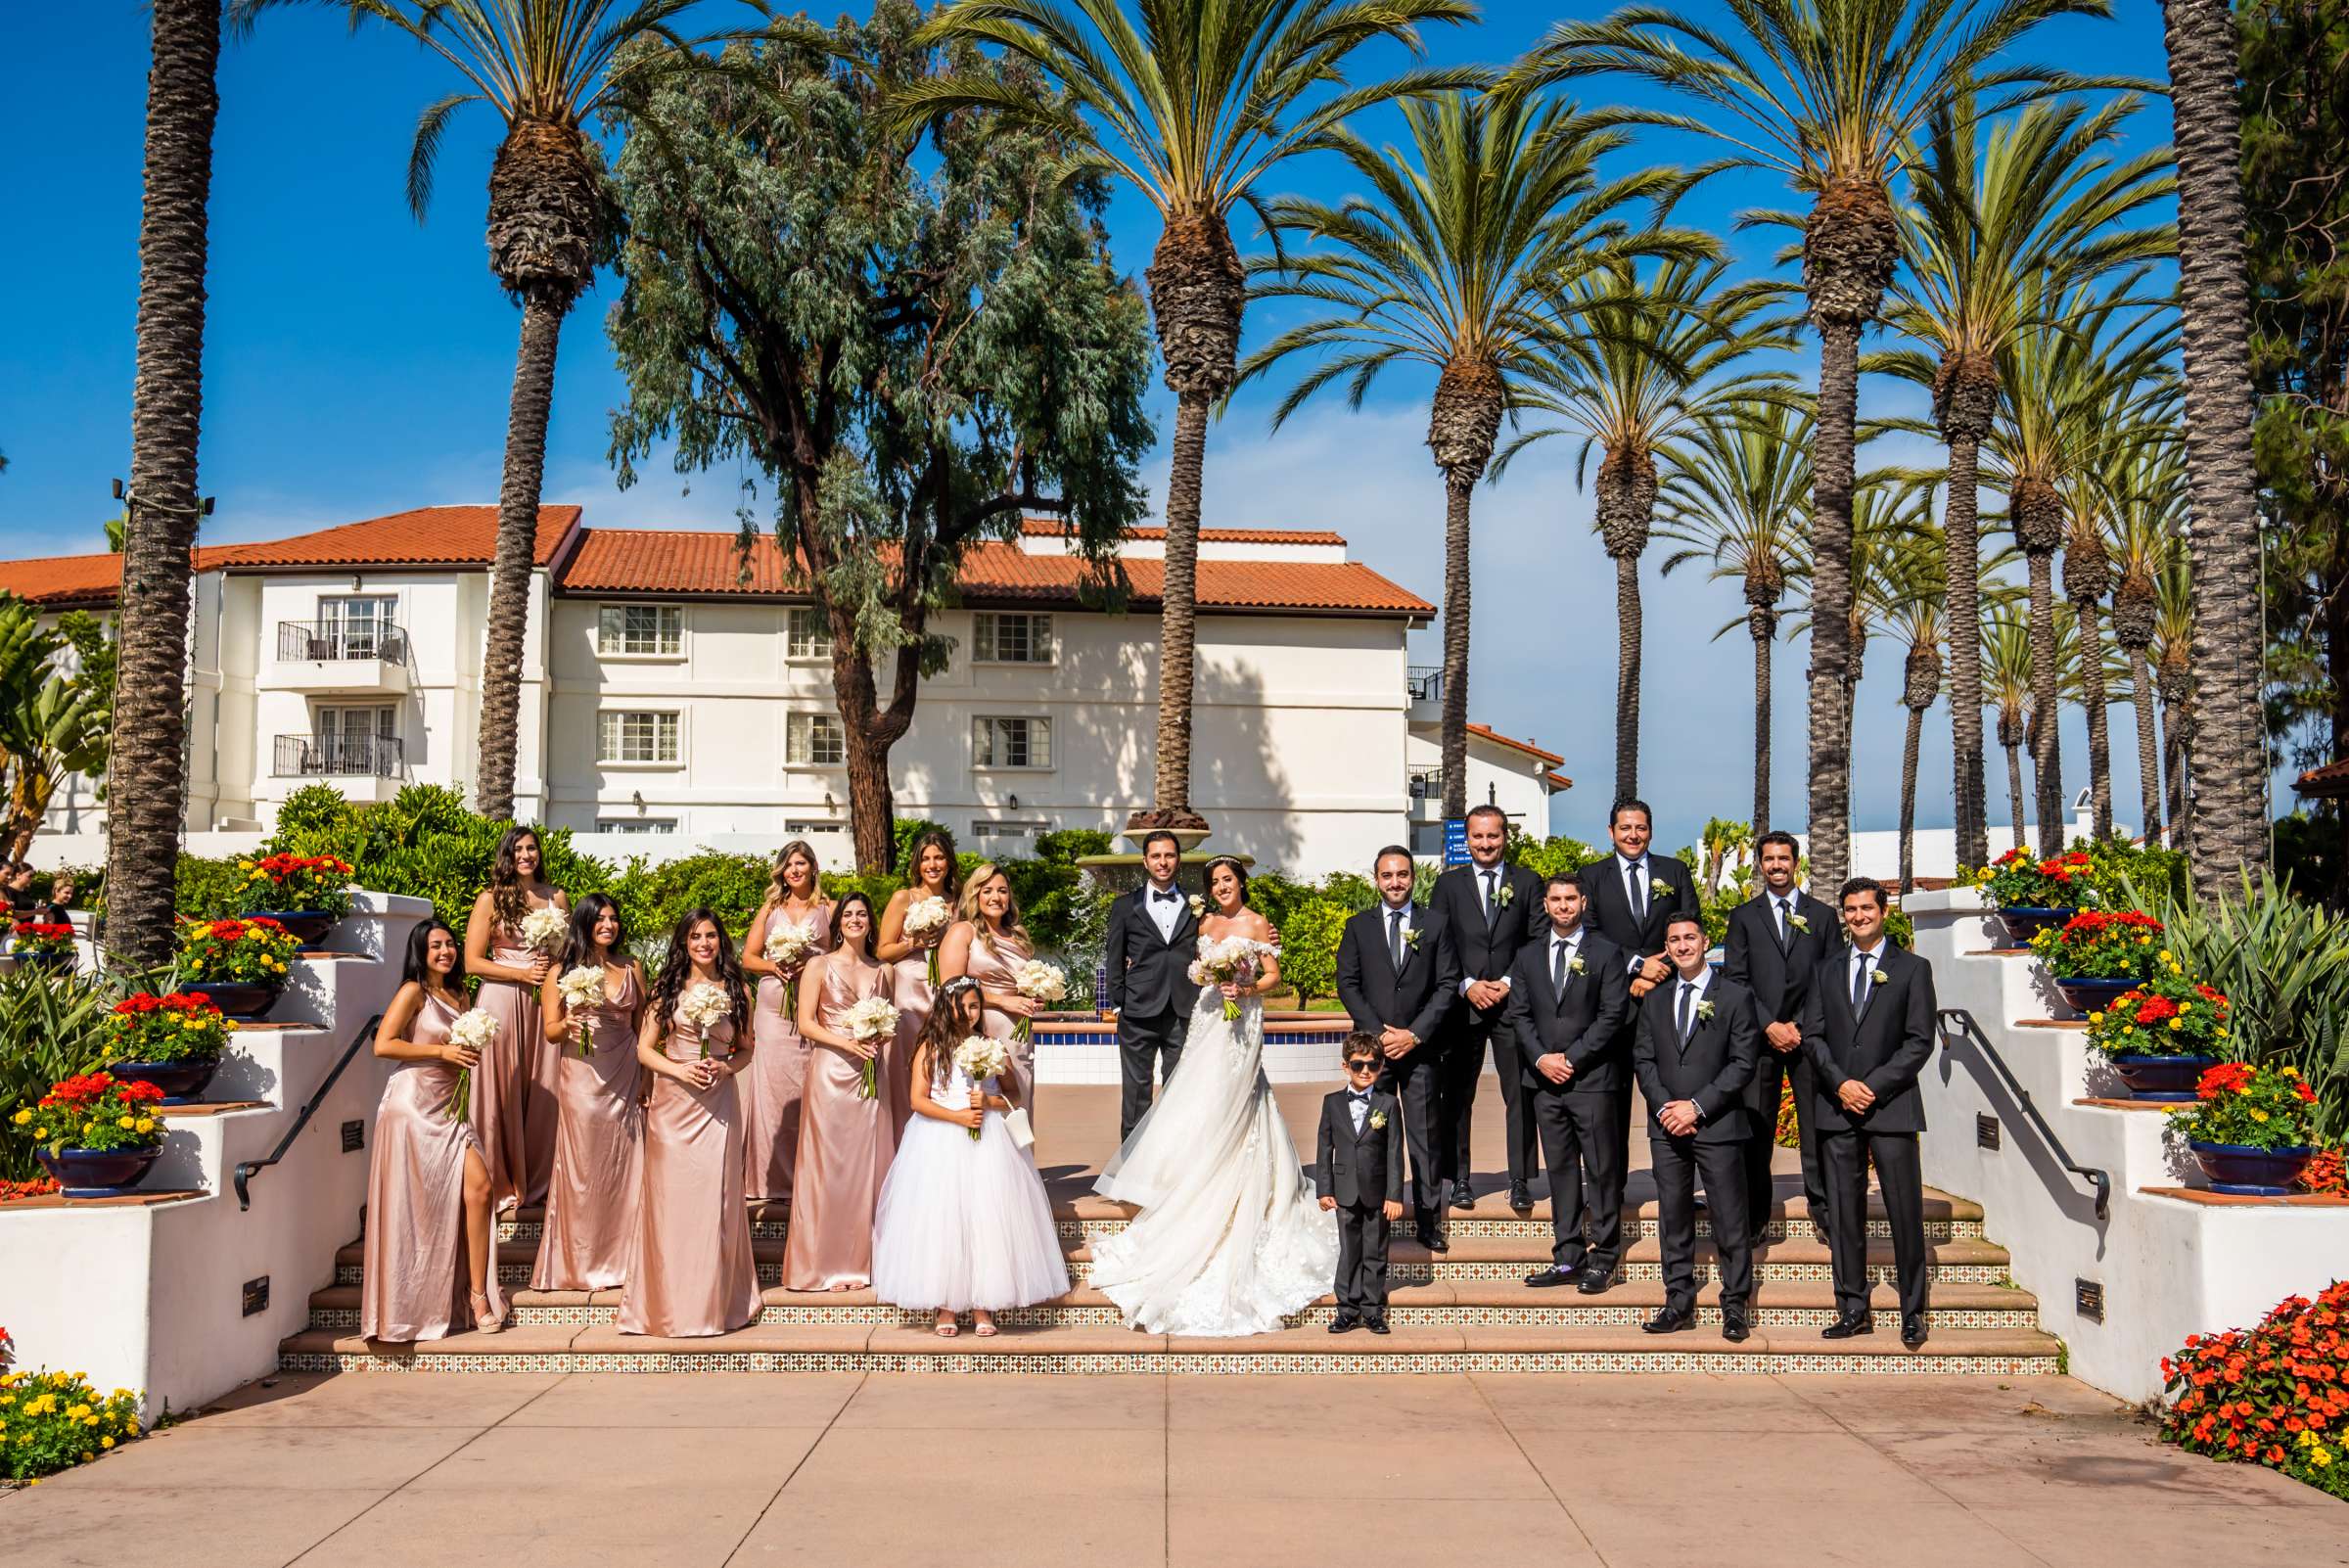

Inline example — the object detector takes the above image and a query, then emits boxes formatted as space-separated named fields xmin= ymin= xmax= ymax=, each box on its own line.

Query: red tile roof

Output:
xmin=1019 ymin=519 xmax=1349 ymax=547
xmin=214 ymin=505 xmax=580 ymax=570
xmin=0 ymin=547 xmax=238 ymax=609
xmin=2297 ymin=760 xmax=2349 ymax=798
xmin=1466 ymin=721 xmax=1564 ymax=767
xmin=557 ymin=530 xmax=1433 ymax=618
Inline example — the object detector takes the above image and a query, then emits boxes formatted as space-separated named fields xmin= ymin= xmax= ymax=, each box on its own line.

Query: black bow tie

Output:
xmin=1349 ymin=1088 xmax=1372 ymax=1102
xmin=1153 ymin=889 xmax=1180 ymax=902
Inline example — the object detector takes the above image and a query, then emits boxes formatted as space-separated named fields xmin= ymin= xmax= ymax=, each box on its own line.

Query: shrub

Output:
xmin=176 ymin=917 xmax=299 ymax=989
xmin=171 ymin=853 xmax=252 ymax=920
xmin=611 ymin=851 xmax=772 ymax=944
xmin=233 ymin=853 xmax=353 ymax=920
xmin=0 ymin=1334 xmax=144 ymax=1481
xmin=2028 ymin=909 xmax=2164 ymax=980
xmin=100 ymin=993 xmax=231 ymax=1068
xmin=1506 ymin=829 xmax=1604 ymax=881
xmin=1275 ymin=899 xmax=1348 ymax=1004
xmin=2160 ymin=1279 xmax=2349 ymax=1500
xmin=2085 ymin=965 xmax=2234 ymax=1061
xmin=22 ymin=1073 xmax=167 ymax=1155
xmin=2300 ymin=1147 xmax=2346 ymax=1197
xmin=0 ymin=968 xmax=125 ymax=1180
xmin=2168 ymin=1062 xmax=2324 ymax=1152
xmin=1315 ymin=871 xmax=1379 ymax=914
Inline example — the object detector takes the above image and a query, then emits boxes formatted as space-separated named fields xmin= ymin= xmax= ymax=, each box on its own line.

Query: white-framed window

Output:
xmin=785 ymin=711 xmax=845 ymax=766
xmin=972 ymin=715 xmax=1051 ymax=770
xmin=315 ymin=595 xmax=397 ymax=659
xmin=301 ymin=705 xmax=398 ymax=776
xmin=786 ymin=607 xmax=834 ymax=661
xmin=596 ymin=817 xmax=677 ymax=835
xmin=971 ymin=818 xmax=1047 ymax=844
xmin=784 ymin=818 xmax=845 ymax=837
xmin=598 ymin=710 xmax=681 ymax=765
xmin=597 ymin=604 xmax=683 ymax=657
xmin=973 ymin=611 xmax=1054 ymax=665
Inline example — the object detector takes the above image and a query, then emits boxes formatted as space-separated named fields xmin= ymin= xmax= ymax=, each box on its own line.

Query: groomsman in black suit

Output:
xmin=1101 ymin=830 xmax=1202 ymax=1144
xmin=1720 ymin=830 xmax=1837 ymax=1237
xmin=1575 ymin=800 xmax=1700 ymax=1158
xmin=1502 ymin=875 xmax=1630 ymax=1291
xmin=1336 ymin=846 xmax=1458 ymax=1250
xmin=1802 ymin=877 xmax=1940 ymax=1349
xmin=1634 ymin=913 xmax=1761 ymax=1340
xmin=1314 ymin=1036 xmax=1407 ymax=1335
xmin=1427 ymin=805 xmax=1546 ymax=1211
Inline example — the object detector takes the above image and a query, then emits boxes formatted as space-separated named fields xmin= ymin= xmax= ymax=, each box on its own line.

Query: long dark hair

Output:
xmin=402 ymin=919 xmax=467 ymax=999
xmin=557 ymin=893 xmax=628 ymax=974
xmin=1203 ymin=855 xmax=1251 ymax=914
xmin=828 ymin=890 xmax=879 ymax=962
xmin=901 ymin=827 xmax=961 ymax=904
xmin=651 ymin=906 xmax=749 ymax=1028
xmin=917 ymin=978 xmax=986 ymax=1089
xmin=490 ymin=826 xmax=544 ymax=931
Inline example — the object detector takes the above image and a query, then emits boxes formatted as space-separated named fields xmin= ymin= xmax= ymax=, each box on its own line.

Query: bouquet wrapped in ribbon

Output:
xmin=841 ymin=994 xmax=900 ymax=1099
xmin=556 ymin=965 xmax=610 ymax=1055
xmin=951 ymin=1034 xmax=1013 ymax=1141
xmin=1010 ymin=958 xmax=1067 ymax=1041
xmin=902 ymin=897 xmax=953 ymax=986
xmin=763 ymin=916 xmax=821 ymax=1016
xmin=445 ymin=1009 xmax=500 ymax=1123
xmin=1188 ymin=937 xmax=1276 ymax=1021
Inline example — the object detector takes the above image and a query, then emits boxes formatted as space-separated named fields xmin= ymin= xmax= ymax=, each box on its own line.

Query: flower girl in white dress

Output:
xmin=871 ymin=978 xmax=1070 ymax=1337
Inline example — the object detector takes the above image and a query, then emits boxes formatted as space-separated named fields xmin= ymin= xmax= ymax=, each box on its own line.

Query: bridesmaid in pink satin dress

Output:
xmin=739 ymin=841 xmax=830 ymax=1201
xmin=463 ymin=826 xmax=567 ymax=1210
xmin=780 ymin=892 xmax=896 ymax=1292
xmin=620 ymin=908 xmax=762 ymax=1337
xmin=533 ymin=894 xmax=646 ymax=1292
xmin=874 ymin=828 xmax=960 ymax=1137
xmin=361 ymin=920 xmax=504 ymax=1341
xmin=938 ymin=862 xmax=1039 ymax=1112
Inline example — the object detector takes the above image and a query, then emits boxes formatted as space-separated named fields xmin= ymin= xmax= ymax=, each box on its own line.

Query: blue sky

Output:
xmin=0 ymin=2 xmax=2183 ymax=844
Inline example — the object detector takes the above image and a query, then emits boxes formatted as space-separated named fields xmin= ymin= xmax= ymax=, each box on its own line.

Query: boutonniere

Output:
xmin=1367 ymin=1109 xmax=1388 ymax=1130
xmin=1186 ymin=895 xmax=1205 ymax=918
xmin=1649 ymin=876 xmax=1674 ymax=896
xmin=1402 ymin=925 xmax=1422 ymax=950
xmin=1695 ymin=998 xmax=1716 ymax=1023
xmin=1496 ymin=883 xmax=1514 ymax=907
xmin=1787 ymin=912 xmax=1810 ymax=933
xmin=1569 ymin=954 xmax=1587 ymax=976
xmin=1871 ymin=967 xmax=1890 ymax=985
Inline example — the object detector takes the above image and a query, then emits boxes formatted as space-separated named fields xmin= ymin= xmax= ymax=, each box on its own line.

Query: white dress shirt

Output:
xmin=1348 ymin=1086 xmax=1372 ymax=1135
xmin=1548 ymin=928 xmax=1583 ymax=987
xmin=1144 ymin=880 xmax=1183 ymax=942
xmin=1849 ymin=942 xmax=1888 ymax=1007
xmin=1617 ymin=853 xmax=1652 ymax=972
xmin=1458 ymin=860 xmax=1513 ymax=997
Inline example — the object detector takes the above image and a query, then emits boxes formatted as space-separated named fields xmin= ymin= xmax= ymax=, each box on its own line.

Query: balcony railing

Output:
xmin=277 ymin=620 xmax=408 ymax=664
xmin=1406 ymin=766 xmax=1447 ymax=800
xmin=1406 ymin=665 xmax=1444 ymax=703
xmin=272 ymin=733 xmax=404 ymax=779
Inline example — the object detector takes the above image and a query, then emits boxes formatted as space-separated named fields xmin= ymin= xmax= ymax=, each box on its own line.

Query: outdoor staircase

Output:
xmin=282 ymin=1182 xmax=2061 ymax=1375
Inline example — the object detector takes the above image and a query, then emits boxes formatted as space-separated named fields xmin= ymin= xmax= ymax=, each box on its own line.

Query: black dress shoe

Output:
xmin=1575 ymin=1268 xmax=1612 ymax=1296
xmin=1722 ymin=1308 xmax=1752 ymax=1343
xmin=1642 ymin=1307 xmax=1694 ymax=1335
xmin=1507 ymin=1179 xmax=1532 ymax=1211
xmin=1364 ymin=1314 xmax=1391 ymax=1335
xmin=1820 ymin=1312 xmax=1875 ymax=1340
xmin=1329 ymin=1312 xmax=1361 ymax=1334
xmin=1451 ymin=1180 xmax=1476 ymax=1212
xmin=1525 ymin=1266 xmax=1577 ymax=1288
xmin=1415 ymin=1222 xmax=1450 ymax=1254
xmin=1901 ymin=1314 xmax=1929 ymax=1349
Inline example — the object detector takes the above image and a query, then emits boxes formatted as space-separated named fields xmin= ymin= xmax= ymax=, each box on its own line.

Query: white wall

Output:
xmin=1402 ymin=728 xmax=1562 ymax=855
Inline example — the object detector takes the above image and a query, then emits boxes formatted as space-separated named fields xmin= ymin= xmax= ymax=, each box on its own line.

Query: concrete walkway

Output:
xmin=6 ymin=1370 xmax=2343 ymax=1566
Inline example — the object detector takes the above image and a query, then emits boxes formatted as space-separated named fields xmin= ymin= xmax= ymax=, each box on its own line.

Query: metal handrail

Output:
xmin=272 ymin=733 xmax=405 ymax=778
xmin=232 ymin=1011 xmax=382 ymax=1212
xmin=276 ymin=620 xmax=408 ymax=664
xmin=1937 ymin=1006 xmax=2111 ymax=1222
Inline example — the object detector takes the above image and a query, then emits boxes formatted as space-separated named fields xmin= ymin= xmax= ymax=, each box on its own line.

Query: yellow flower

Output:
xmin=100 ymin=1435 xmax=114 ymax=1450
xmin=33 ymin=1127 xmax=48 ymax=1140
xmin=2157 ymin=949 xmax=2172 ymax=962
xmin=117 ymin=1116 xmax=135 ymax=1130
xmin=2168 ymin=1019 xmax=2183 ymax=1032
xmin=238 ymin=859 xmax=254 ymax=870
xmin=10 ymin=1108 xmax=26 ymax=1126
xmin=2251 ymin=1108 xmax=2271 ymax=1123
xmin=66 ymin=1404 xmax=88 ymax=1420
xmin=135 ymin=1119 xmax=155 ymax=1133
xmin=2089 ymin=1012 xmax=2105 ymax=1025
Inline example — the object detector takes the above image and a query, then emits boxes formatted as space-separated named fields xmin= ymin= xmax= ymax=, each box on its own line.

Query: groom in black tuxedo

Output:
xmin=1576 ymin=799 xmax=1700 ymax=1164
xmin=1721 ymin=830 xmax=1837 ymax=1236
xmin=1101 ymin=830 xmax=1202 ymax=1144
xmin=1337 ymin=846 xmax=1457 ymax=1249
xmin=1427 ymin=805 xmax=1546 ymax=1211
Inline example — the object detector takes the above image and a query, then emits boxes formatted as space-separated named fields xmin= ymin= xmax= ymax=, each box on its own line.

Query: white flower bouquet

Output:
xmin=676 ymin=980 xmax=734 ymax=1057
xmin=1010 ymin=958 xmax=1067 ymax=1041
xmin=556 ymin=965 xmax=609 ymax=1056
xmin=764 ymin=914 xmax=821 ymax=1014
xmin=444 ymin=1008 xmax=500 ymax=1122
xmin=841 ymin=993 xmax=901 ymax=1100
xmin=902 ymin=896 xmax=953 ymax=985
xmin=951 ymin=1034 xmax=1013 ymax=1141
xmin=519 ymin=905 xmax=569 ymax=955
xmin=1188 ymin=936 xmax=1276 ymax=1021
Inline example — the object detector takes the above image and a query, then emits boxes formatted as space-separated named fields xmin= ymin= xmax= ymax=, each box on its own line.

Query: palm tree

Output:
xmin=1868 ymin=526 xmax=1947 ymax=893
xmin=1515 ymin=0 xmax=2117 ymax=895
xmin=1497 ymin=256 xmax=1792 ymax=801
xmin=2152 ymin=552 xmax=2196 ymax=851
xmin=1655 ymin=397 xmax=1815 ymax=832
xmin=106 ymin=0 xmax=225 ymax=968
xmin=238 ymin=0 xmax=714 ymax=820
xmin=1876 ymin=87 xmax=2174 ymax=866
xmin=1239 ymin=93 xmax=1701 ymax=822
xmin=1984 ymin=606 xmax=2036 ymax=844
xmin=2159 ymin=0 xmax=2268 ymax=889
xmin=899 ymin=0 xmax=1475 ymax=838
xmin=2102 ymin=432 xmax=2187 ymax=845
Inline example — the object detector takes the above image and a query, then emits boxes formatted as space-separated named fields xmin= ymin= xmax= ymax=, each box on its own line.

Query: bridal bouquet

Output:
xmin=841 ymin=994 xmax=900 ymax=1100
xmin=903 ymin=896 xmax=953 ymax=985
xmin=676 ymin=981 xmax=734 ymax=1056
xmin=1189 ymin=937 xmax=1275 ymax=1021
xmin=556 ymin=965 xmax=609 ymax=1055
xmin=519 ymin=905 xmax=570 ymax=955
xmin=951 ymin=1035 xmax=1013 ymax=1141
xmin=1011 ymin=958 xmax=1067 ymax=1042
xmin=764 ymin=915 xmax=821 ymax=1015
xmin=444 ymin=1008 xmax=500 ymax=1122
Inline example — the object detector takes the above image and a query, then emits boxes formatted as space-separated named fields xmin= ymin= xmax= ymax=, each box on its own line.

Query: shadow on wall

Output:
xmin=1935 ymin=1026 xmax=2113 ymax=1261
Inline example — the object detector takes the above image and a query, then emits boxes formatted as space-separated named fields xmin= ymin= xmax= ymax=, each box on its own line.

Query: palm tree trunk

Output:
xmin=1899 ymin=703 xmax=1924 ymax=895
xmin=2025 ymin=549 xmax=2064 ymax=853
xmin=1614 ymin=551 xmax=1641 ymax=801
xmin=1151 ymin=391 xmax=1209 ymax=820
xmin=2161 ymin=675 xmax=2192 ymax=852
xmin=1750 ymin=607 xmax=1773 ymax=833
xmin=475 ymin=293 xmax=565 ymax=822
xmin=104 ymin=0 xmax=221 ymax=969
xmin=1439 ymin=473 xmax=1473 ymax=821
xmin=2076 ymin=598 xmax=2114 ymax=840
xmin=1946 ymin=431 xmax=1990 ymax=866
xmin=2128 ymin=645 xmax=2164 ymax=845
xmin=2162 ymin=0 xmax=2270 ymax=892
xmin=1806 ymin=319 xmax=1862 ymax=895
xmin=2006 ymin=740 xmax=2029 ymax=849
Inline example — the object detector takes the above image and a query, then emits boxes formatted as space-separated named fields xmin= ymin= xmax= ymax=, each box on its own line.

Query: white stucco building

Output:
xmin=2 ymin=505 xmax=1576 ymax=876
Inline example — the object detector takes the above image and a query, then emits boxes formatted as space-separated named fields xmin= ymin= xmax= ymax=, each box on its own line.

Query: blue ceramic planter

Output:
xmin=2107 ymin=1053 xmax=2217 ymax=1102
xmin=2054 ymin=975 xmax=2142 ymax=1017
xmin=245 ymin=909 xmax=334 ymax=949
xmin=2189 ymin=1140 xmax=2315 ymax=1196
xmin=107 ymin=1057 xmax=220 ymax=1105
xmin=1998 ymin=905 xmax=2075 ymax=945
xmin=36 ymin=1145 xmax=161 ymax=1198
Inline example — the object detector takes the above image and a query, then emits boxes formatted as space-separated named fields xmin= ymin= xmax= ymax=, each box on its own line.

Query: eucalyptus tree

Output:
xmin=1238 ymin=92 xmax=1704 ymax=820
xmin=1875 ymin=87 xmax=2174 ymax=865
xmin=1655 ymin=396 xmax=1815 ymax=832
xmin=897 ymin=0 xmax=1476 ymax=839
xmin=1513 ymin=0 xmax=2121 ymax=894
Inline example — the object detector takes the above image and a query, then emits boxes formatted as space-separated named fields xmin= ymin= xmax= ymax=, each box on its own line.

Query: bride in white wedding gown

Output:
xmin=1090 ymin=858 xmax=1337 ymax=1336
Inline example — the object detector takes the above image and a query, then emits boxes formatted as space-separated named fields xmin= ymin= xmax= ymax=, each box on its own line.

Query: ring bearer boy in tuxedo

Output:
xmin=1315 ymin=1035 xmax=1406 ymax=1335
xmin=1336 ymin=847 xmax=1458 ymax=1251
xmin=1634 ymin=913 xmax=1761 ymax=1340
xmin=1801 ymin=877 xmax=1940 ymax=1350
xmin=1101 ymin=830 xmax=1203 ymax=1144
xmin=1501 ymin=876 xmax=1630 ymax=1292
xmin=1720 ymin=830 xmax=1836 ymax=1238
xmin=1575 ymin=800 xmax=1700 ymax=1175
xmin=1427 ymin=806 xmax=1546 ymax=1212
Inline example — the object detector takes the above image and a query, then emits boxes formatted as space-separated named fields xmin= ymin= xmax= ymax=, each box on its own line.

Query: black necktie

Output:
xmin=1553 ymin=939 xmax=1569 ymax=993
xmin=1677 ymin=979 xmax=1695 ymax=1042
xmin=1481 ymin=868 xmax=1497 ymax=927
xmin=1629 ymin=860 xmax=1647 ymax=924
xmin=1774 ymin=898 xmax=1791 ymax=950
xmin=1389 ymin=908 xmax=1405 ymax=968
xmin=1852 ymin=953 xmax=1871 ymax=1012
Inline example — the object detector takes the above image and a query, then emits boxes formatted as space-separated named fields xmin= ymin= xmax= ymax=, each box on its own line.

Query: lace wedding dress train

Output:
xmin=1089 ymin=986 xmax=1337 ymax=1335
